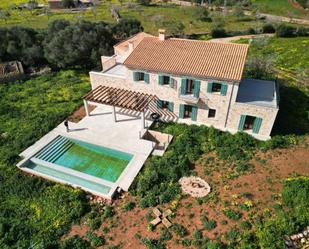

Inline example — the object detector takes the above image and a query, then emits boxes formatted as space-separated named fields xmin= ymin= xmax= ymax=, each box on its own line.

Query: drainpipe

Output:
xmin=224 ymin=81 xmax=235 ymax=129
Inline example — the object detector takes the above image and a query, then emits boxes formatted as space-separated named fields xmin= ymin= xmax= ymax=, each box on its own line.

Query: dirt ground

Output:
xmin=66 ymin=137 xmax=309 ymax=248
xmin=68 ymin=104 xmax=96 ymax=123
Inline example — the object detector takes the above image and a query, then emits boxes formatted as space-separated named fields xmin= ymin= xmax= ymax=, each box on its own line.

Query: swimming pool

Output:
xmin=20 ymin=135 xmax=133 ymax=197
xmin=33 ymin=135 xmax=133 ymax=182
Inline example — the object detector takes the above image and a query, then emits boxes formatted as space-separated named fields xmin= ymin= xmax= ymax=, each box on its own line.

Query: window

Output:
xmin=207 ymin=82 xmax=227 ymax=95
xmin=134 ymin=72 xmax=149 ymax=83
xmin=163 ymin=76 xmax=170 ymax=85
xmin=208 ymin=109 xmax=216 ymax=118
xmin=186 ymin=79 xmax=195 ymax=94
xmin=184 ymin=105 xmax=193 ymax=118
xmin=212 ymin=83 xmax=222 ymax=93
xmin=243 ymin=115 xmax=256 ymax=130
xmin=161 ymin=100 xmax=169 ymax=110
xmin=137 ymin=72 xmax=145 ymax=81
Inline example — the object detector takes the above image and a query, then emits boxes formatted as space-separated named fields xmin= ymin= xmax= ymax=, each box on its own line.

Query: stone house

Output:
xmin=89 ymin=30 xmax=279 ymax=140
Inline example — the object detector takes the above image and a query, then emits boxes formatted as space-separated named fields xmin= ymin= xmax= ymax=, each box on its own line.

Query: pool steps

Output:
xmin=34 ymin=136 xmax=74 ymax=163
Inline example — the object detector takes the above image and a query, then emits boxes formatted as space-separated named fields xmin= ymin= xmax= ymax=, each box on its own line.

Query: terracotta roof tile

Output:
xmin=124 ymin=37 xmax=249 ymax=81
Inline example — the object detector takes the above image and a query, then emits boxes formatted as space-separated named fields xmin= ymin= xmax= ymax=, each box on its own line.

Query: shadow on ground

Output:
xmin=272 ymin=84 xmax=309 ymax=136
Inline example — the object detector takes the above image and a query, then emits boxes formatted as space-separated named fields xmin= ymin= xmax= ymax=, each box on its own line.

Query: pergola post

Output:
xmin=83 ymin=99 xmax=90 ymax=116
xmin=112 ymin=105 xmax=117 ymax=122
xmin=141 ymin=111 xmax=145 ymax=129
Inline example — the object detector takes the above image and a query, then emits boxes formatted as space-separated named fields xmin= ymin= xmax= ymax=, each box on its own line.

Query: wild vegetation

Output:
xmin=0 ymin=70 xmax=91 ymax=248
xmin=0 ymin=18 xmax=142 ymax=70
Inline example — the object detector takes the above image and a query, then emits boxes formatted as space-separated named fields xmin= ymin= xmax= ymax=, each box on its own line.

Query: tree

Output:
xmin=44 ymin=20 xmax=115 ymax=69
xmin=0 ymin=9 xmax=11 ymax=24
xmin=112 ymin=18 xmax=143 ymax=40
xmin=194 ymin=7 xmax=212 ymax=22
xmin=276 ymin=24 xmax=296 ymax=37
xmin=137 ymin=0 xmax=151 ymax=6
xmin=244 ymin=57 xmax=274 ymax=80
xmin=61 ymin=0 xmax=75 ymax=8
xmin=162 ymin=20 xmax=185 ymax=36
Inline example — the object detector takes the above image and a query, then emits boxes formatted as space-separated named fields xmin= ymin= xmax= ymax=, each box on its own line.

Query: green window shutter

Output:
xmin=168 ymin=102 xmax=174 ymax=112
xmin=193 ymin=80 xmax=200 ymax=98
xmin=169 ymin=76 xmax=174 ymax=88
xmin=156 ymin=99 xmax=162 ymax=109
xmin=220 ymin=83 xmax=228 ymax=96
xmin=207 ymin=82 xmax=213 ymax=93
xmin=191 ymin=106 xmax=198 ymax=121
xmin=179 ymin=104 xmax=185 ymax=119
xmin=181 ymin=79 xmax=186 ymax=95
xmin=133 ymin=72 xmax=139 ymax=81
xmin=253 ymin=117 xmax=262 ymax=134
xmin=158 ymin=75 xmax=163 ymax=85
xmin=238 ymin=115 xmax=246 ymax=131
xmin=144 ymin=73 xmax=149 ymax=83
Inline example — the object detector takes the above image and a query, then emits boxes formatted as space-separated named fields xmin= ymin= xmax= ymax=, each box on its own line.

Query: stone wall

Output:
xmin=89 ymin=68 xmax=278 ymax=140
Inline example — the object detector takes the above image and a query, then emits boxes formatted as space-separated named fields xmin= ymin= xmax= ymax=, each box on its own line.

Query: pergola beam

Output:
xmin=82 ymin=85 xmax=155 ymax=113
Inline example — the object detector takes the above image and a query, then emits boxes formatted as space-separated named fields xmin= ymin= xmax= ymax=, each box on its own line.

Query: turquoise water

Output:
xmin=25 ymin=161 xmax=111 ymax=194
xmin=33 ymin=136 xmax=133 ymax=183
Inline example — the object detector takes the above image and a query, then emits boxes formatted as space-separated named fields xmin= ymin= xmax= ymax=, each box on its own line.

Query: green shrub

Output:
xmin=201 ymin=215 xmax=217 ymax=231
xmin=276 ymin=24 xmax=296 ymax=37
xmin=192 ymin=229 xmax=203 ymax=240
xmin=211 ymin=27 xmax=227 ymax=38
xmin=223 ymin=209 xmax=242 ymax=221
xmin=240 ymin=221 xmax=252 ymax=230
xmin=102 ymin=206 xmax=114 ymax=219
xmin=122 ymin=201 xmax=136 ymax=211
xmin=262 ymin=23 xmax=276 ymax=33
xmin=60 ymin=235 xmax=91 ymax=249
xmin=171 ymin=223 xmax=188 ymax=237
xmin=85 ymin=231 xmax=105 ymax=247
xmin=159 ymin=228 xmax=172 ymax=241
xmin=142 ymin=238 xmax=166 ymax=249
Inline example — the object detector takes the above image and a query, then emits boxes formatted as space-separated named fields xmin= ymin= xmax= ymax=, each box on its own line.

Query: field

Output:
xmin=252 ymin=0 xmax=308 ymax=19
xmin=0 ymin=0 xmax=264 ymax=34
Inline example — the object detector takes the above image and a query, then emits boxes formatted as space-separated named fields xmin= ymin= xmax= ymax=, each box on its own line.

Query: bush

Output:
xmin=262 ymin=23 xmax=276 ymax=33
xmin=223 ymin=209 xmax=242 ymax=221
xmin=192 ymin=229 xmax=203 ymax=240
xmin=137 ymin=0 xmax=151 ymax=5
xmin=171 ymin=224 xmax=188 ymax=237
xmin=240 ymin=221 xmax=252 ymax=230
xmin=122 ymin=201 xmax=136 ymax=211
xmin=159 ymin=228 xmax=173 ymax=241
xmin=211 ymin=27 xmax=227 ymax=38
xmin=296 ymin=26 xmax=309 ymax=36
xmin=60 ymin=235 xmax=91 ymax=249
xmin=102 ymin=206 xmax=114 ymax=219
xmin=201 ymin=215 xmax=217 ymax=231
xmin=85 ymin=231 xmax=105 ymax=247
xmin=276 ymin=24 xmax=296 ymax=37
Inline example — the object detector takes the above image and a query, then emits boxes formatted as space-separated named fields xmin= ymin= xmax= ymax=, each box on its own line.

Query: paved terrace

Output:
xmin=18 ymin=104 xmax=157 ymax=194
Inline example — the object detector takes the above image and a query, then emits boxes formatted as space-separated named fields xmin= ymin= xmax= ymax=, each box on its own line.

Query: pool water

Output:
xmin=33 ymin=136 xmax=133 ymax=183
xmin=26 ymin=161 xmax=111 ymax=194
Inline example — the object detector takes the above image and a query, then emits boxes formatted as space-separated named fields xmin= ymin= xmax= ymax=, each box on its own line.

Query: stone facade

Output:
xmin=89 ymin=53 xmax=279 ymax=141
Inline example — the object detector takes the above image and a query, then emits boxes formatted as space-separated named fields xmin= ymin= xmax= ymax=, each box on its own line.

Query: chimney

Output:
xmin=128 ymin=41 xmax=134 ymax=53
xmin=158 ymin=29 xmax=165 ymax=41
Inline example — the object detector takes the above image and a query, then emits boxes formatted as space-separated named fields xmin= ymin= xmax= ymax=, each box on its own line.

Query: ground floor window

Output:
xmin=238 ymin=115 xmax=263 ymax=134
xmin=184 ymin=105 xmax=192 ymax=118
xmin=244 ymin=115 xmax=255 ymax=130
xmin=208 ymin=109 xmax=216 ymax=118
xmin=157 ymin=99 xmax=174 ymax=112
xmin=179 ymin=104 xmax=198 ymax=121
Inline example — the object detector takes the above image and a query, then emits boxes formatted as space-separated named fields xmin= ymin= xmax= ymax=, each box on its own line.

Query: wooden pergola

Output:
xmin=82 ymin=85 xmax=156 ymax=128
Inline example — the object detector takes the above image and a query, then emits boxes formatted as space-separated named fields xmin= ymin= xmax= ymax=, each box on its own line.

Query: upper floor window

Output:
xmin=207 ymin=82 xmax=228 ymax=96
xmin=133 ymin=72 xmax=149 ymax=83
xmin=159 ymin=75 xmax=172 ymax=86
xmin=180 ymin=78 xmax=200 ymax=98
xmin=186 ymin=79 xmax=195 ymax=94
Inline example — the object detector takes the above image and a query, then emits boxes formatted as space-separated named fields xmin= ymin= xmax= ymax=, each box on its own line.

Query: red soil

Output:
xmin=68 ymin=104 xmax=96 ymax=123
xmin=66 ymin=137 xmax=309 ymax=248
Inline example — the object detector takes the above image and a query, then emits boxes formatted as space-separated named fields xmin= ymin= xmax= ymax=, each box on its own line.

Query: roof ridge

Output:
xmin=113 ymin=32 xmax=154 ymax=48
